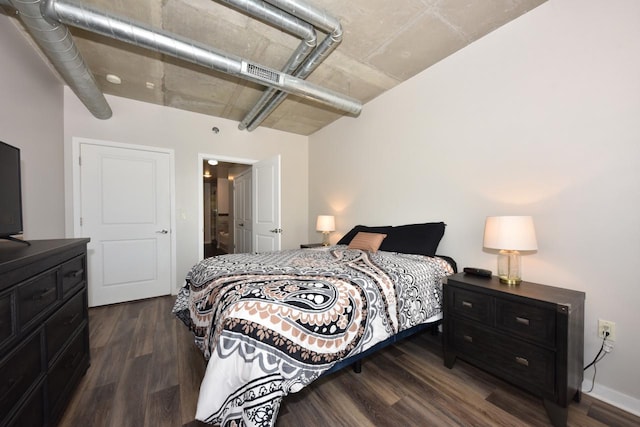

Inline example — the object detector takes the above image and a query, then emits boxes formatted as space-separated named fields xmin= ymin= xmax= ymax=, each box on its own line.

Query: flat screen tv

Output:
xmin=0 ymin=141 xmax=29 ymax=244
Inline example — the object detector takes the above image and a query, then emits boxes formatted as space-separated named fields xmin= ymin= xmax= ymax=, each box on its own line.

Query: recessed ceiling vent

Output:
xmin=242 ymin=62 xmax=282 ymax=85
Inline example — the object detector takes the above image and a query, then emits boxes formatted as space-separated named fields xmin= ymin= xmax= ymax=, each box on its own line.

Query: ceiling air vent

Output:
xmin=242 ymin=61 xmax=281 ymax=85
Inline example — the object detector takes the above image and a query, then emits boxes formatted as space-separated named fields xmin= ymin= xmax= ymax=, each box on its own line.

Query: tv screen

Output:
xmin=0 ymin=141 xmax=24 ymax=237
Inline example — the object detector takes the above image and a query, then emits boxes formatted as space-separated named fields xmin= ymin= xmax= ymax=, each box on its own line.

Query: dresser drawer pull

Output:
xmin=64 ymin=313 xmax=81 ymax=326
xmin=0 ymin=375 xmax=24 ymax=401
xmin=32 ymin=287 xmax=56 ymax=301
xmin=461 ymin=301 xmax=473 ymax=309
xmin=65 ymin=268 xmax=84 ymax=279
xmin=463 ymin=335 xmax=473 ymax=343
xmin=515 ymin=316 xmax=530 ymax=326
xmin=515 ymin=356 xmax=529 ymax=367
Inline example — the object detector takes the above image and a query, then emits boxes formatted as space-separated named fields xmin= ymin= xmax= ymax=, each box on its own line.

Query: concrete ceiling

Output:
xmin=6 ymin=0 xmax=546 ymax=135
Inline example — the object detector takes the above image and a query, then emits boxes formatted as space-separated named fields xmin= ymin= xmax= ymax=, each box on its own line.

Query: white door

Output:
xmin=79 ymin=143 xmax=172 ymax=307
xmin=253 ymin=155 xmax=281 ymax=252
xmin=233 ymin=170 xmax=252 ymax=253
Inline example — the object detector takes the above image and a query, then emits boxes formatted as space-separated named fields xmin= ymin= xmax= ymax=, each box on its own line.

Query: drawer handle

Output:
xmin=66 ymin=269 xmax=84 ymax=279
xmin=462 ymin=301 xmax=473 ymax=309
xmin=463 ymin=335 xmax=473 ymax=343
xmin=0 ymin=375 xmax=25 ymax=401
xmin=515 ymin=316 xmax=530 ymax=326
xmin=515 ymin=356 xmax=529 ymax=367
xmin=32 ymin=287 xmax=56 ymax=301
xmin=65 ymin=313 xmax=81 ymax=326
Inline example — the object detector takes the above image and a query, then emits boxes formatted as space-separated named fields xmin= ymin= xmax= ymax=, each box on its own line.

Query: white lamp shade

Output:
xmin=483 ymin=216 xmax=538 ymax=251
xmin=316 ymin=215 xmax=335 ymax=232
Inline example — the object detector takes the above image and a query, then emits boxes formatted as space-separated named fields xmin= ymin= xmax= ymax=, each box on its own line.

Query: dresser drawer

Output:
xmin=61 ymin=255 xmax=86 ymax=298
xmin=46 ymin=290 xmax=86 ymax=365
xmin=448 ymin=287 xmax=492 ymax=323
xmin=16 ymin=269 xmax=59 ymax=330
xmin=48 ymin=327 xmax=88 ymax=414
xmin=6 ymin=383 xmax=45 ymax=427
xmin=0 ymin=331 xmax=43 ymax=419
xmin=0 ymin=291 xmax=13 ymax=349
xmin=495 ymin=299 xmax=555 ymax=346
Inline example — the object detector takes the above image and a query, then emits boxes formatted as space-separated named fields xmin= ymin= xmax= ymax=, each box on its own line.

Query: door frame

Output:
xmin=197 ymin=153 xmax=256 ymax=261
xmin=71 ymin=137 xmax=177 ymax=293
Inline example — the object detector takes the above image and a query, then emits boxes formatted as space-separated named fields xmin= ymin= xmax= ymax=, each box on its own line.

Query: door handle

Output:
xmin=270 ymin=228 xmax=283 ymax=233
xmin=156 ymin=229 xmax=169 ymax=234
xmin=239 ymin=223 xmax=244 ymax=227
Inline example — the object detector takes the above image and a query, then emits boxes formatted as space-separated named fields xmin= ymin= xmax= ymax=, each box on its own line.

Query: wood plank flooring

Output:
xmin=59 ymin=296 xmax=639 ymax=427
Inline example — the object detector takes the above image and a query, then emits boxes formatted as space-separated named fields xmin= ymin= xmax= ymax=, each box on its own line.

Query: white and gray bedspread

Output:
xmin=173 ymin=246 xmax=453 ymax=426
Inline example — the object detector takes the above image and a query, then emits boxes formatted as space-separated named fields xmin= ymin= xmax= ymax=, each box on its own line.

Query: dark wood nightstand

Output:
xmin=300 ymin=243 xmax=324 ymax=248
xmin=443 ymin=272 xmax=585 ymax=427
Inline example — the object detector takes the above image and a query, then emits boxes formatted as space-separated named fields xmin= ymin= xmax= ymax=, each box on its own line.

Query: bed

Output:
xmin=173 ymin=222 xmax=455 ymax=427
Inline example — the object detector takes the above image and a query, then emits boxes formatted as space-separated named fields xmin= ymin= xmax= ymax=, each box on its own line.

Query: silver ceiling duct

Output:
xmin=5 ymin=0 xmax=112 ymax=119
xmin=216 ymin=0 xmax=318 ymax=128
xmin=240 ymin=0 xmax=345 ymax=131
xmin=246 ymin=29 xmax=340 ymax=131
xmin=42 ymin=0 xmax=361 ymax=117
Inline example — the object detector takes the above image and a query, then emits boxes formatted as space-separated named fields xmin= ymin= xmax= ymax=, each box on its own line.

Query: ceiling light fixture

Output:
xmin=105 ymin=73 xmax=122 ymax=84
xmin=208 ymin=160 xmax=218 ymax=166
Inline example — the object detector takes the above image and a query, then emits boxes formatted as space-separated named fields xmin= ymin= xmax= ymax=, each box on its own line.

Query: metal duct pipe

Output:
xmin=5 ymin=0 xmax=112 ymax=119
xmin=264 ymin=0 xmax=340 ymax=34
xmin=216 ymin=0 xmax=316 ymax=73
xmin=216 ymin=0 xmax=318 ymax=130
xmin=42 ymin=0 xmax=362 ymax=116
xmin=246 ymin=27 xmax=340 ymax=131
xmin=240 ymin=0 xmax=346 ymax=130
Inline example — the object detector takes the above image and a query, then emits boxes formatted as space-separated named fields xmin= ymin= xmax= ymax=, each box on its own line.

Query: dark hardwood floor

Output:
xmin=59 ymin=296 xmax=639 ymax=427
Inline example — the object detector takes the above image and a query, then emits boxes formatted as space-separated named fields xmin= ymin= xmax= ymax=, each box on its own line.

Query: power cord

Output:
xmin=583 ymin=331 xmax=612 ymax=393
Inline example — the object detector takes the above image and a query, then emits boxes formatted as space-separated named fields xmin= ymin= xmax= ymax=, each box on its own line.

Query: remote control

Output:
xmin=463 ymin=267 xmax=492 ymax=277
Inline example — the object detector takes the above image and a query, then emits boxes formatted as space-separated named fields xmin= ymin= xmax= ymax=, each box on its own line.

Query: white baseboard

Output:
xmin=583 ymin=380 xmax=640 ymax=417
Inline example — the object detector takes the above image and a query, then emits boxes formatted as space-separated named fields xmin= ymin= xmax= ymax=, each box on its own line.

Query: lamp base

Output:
xmin=322 ymin=232 xmax=331 ymax=246
xmin=498 ymin=276 xmax=522 ymax=286
xmin=497 ymin=250 xmax=522 ymax=286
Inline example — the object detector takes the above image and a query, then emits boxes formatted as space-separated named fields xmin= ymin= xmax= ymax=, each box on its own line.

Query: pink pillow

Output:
xmin=348 ymin=232 xmax=387 ymax=253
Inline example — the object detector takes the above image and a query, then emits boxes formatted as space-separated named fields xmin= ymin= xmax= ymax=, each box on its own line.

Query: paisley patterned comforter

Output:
xmin=173 ymin=246 xmax=454 ymax=426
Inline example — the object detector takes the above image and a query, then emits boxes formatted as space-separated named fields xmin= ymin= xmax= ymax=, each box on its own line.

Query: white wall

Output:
xmin=63 ymin=90 xmax=308 ymax=290
xmin=0 ymin=15 xmax=65 ymax=239
xmin=309 ymin=0 xmax=640 ymax=414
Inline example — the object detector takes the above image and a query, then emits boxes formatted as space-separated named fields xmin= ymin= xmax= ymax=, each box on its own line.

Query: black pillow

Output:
xmin=337 ymin=225 xmax=392 ymax=245
xmin=379 ymin=222 xmax=445 ymax=257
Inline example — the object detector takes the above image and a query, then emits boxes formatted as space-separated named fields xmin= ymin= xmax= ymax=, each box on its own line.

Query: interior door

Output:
xmin=253 ymin=155 xmax=281 ymax=252
xmin=79 ymin=142 xmax=172 ymax=307
xmin=233 ymin=169 xmax=252 ymax=253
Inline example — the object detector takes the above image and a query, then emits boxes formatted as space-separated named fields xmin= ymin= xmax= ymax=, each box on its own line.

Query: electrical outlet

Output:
xmin=598 ymin=319 xmax=616 ymax=341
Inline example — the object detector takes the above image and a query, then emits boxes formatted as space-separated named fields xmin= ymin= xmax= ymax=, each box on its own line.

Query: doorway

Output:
xmin=202 ymin=159 xmax=251 ymax=257
xmin=197 ymin=153 xmax=282 ymax=260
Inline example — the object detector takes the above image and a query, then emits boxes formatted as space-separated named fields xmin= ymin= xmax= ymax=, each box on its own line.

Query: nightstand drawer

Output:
xmin=495 ymin=299 xmax=555 ymax=346
xmin=450 ymin=318 xmax=555 ymax=396
xmin=449 ymin=287 xmax=492 ymax=323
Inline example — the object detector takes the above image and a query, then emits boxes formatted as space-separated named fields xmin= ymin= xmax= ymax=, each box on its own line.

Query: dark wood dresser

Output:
xmin=443 ymin=272 xmax=585 ymax=427
xmin=0 ymin=239 xmax=90 ymax=426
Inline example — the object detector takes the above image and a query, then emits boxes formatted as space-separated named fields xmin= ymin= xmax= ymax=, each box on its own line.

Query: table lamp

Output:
xmin=483 ymin=216 xmax=538 ymax=285
xmin=316 ymin=215 xmax=335 ymax=246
